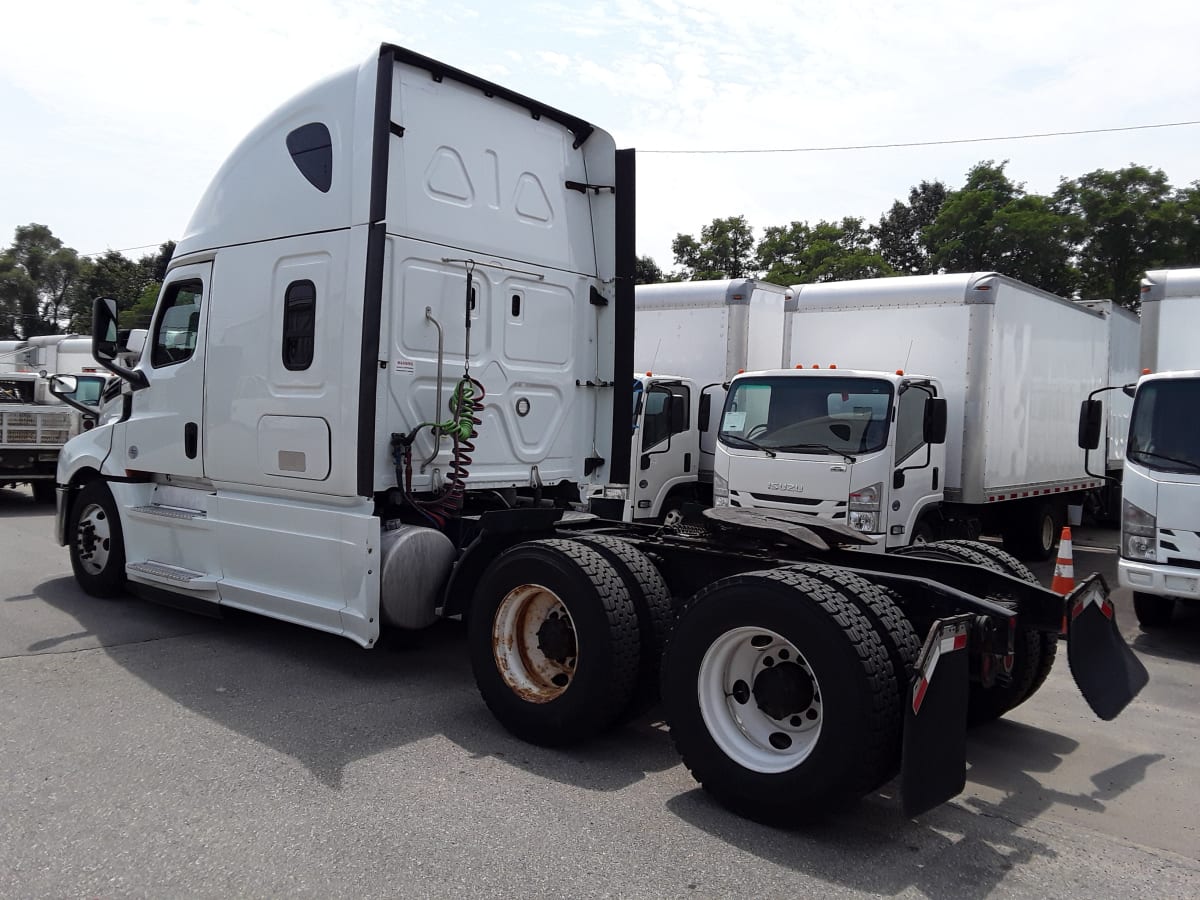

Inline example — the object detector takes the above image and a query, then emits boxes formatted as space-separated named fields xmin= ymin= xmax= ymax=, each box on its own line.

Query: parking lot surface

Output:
xmin=2 ymin=486 xmax=1198 ymax=897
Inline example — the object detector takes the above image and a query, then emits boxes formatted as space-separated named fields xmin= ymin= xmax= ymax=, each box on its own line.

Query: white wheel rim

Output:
xmin=663 ymin=509 xmax=684 ymax=527
xmin=492 ymin=584 xmax=578 ymax=703
xmin=75 ymin=501 xmax=112 ymax=575
xmin=697 ymin=626 xmax=823 ymax=773
xmin=1040 ymin=514 xmax=1055 ymax=552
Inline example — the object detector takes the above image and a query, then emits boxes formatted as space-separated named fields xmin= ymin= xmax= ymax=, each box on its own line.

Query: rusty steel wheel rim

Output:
xmin=492 ymin=584 xmax=578 ymax=703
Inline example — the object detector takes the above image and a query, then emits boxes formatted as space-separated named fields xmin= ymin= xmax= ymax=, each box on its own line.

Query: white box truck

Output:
xmin=715 ymin=272 xmax=1108 ymax=559
xmin=53 ymin=45 xmax=1143 ymax=823
xmin=1075 ymin=299 xmax=1140 ymax=523
xmin=1081 ymin=268 xmax=1200 ymax=628
xmin=601 ymin=279 xmax=792 ymax=523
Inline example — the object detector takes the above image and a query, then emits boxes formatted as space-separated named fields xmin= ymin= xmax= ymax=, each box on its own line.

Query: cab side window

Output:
xmin=642 ymin=383 xmax=690 ymax=450
xmin=895 ymin=386 xmax=929 ymax=463
xmin=151 ymin=280 xmax=203 ymax=368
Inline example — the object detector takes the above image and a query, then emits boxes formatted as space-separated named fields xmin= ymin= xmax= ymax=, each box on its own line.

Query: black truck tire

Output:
xmin=1001 ymin=501 xmax=1063 ymax=561
xmin=468 ymin=539 xmax=640 ymax=746
xmin=783 ymin=563 xmax=919 ymax=788
xmin=31 ymin=480 xmax=57 ymax=504
xmin=573 ymin=534 xmax=674 ymax=715
xmin=68 ymin=479 xmax=128 ymax=598
xmin=661 ymin=568 xmax=898 ymax=824
xmin=937 ymin=540 xmax=1058 ymax=704
xmin=1133 ymin=592 xmax=1175 ymax=629
xmin=892 ymin=539 xmax=1047 ymax=724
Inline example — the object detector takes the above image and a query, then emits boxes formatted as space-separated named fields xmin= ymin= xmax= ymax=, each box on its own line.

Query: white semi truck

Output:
xmin=716 ymin=273 xmax=1108 ymax=560
xmin=54 ymin=44 xmax=1144 ymax=824
xmin=606 ymin=279 xmax=792 ymax=523
xmin=1081 ymin=268 xmax=1200 ymax=628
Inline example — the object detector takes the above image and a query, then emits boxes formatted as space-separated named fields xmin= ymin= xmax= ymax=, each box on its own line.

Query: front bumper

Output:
xmin=1119 ymin=558 xmax=1200 ymax=601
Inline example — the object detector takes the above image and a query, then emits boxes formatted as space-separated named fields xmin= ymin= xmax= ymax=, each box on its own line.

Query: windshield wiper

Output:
xmin=773 ymin=443 xmax=858 ymax=464
xmin=1129 ymin=448 xmax=1200 ymax=473
xmin=720 ymin=433 xmax=777 ymax=458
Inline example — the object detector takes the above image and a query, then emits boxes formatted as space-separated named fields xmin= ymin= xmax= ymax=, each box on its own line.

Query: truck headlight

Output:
xmin=848 ymin=481 xmax=882 ymax=533
xmin=1122 ymin=499 xmax=1157 ymax=562
xmin=714 ymin=471 xmax=730 ymax=507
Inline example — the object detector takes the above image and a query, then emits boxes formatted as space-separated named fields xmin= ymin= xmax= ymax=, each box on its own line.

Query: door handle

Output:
xmin=184 ymin=422 xmax=198 ymax=459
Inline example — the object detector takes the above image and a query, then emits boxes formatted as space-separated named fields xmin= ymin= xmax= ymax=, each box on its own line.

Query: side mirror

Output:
xmin=93 ymin=297 xmax=120 ymax=362
xmin=698 ymin=393 xmax=711 ymax=432
xmin=923 ymin=398 xmax=948 ymax=445
xmin=1078 ymin=399 xmax=1103 ymax=450
xmin=48 ymin=374 xmax=79 ymax=397
xmin=48 ymin=374 xmax=97 ymax=420
xmin=92 ymin=297 xmax=148 ymax=389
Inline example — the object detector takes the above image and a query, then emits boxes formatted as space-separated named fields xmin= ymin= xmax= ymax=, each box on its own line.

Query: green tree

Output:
xmin=1054 ymin=165 xmax=1185 ymax=304
xmin=874 ymin=180 xmax=947 ymax=275
xmin=757 ymin=217 xmax=894 ymax=285
xmin=927 ymin=161 xmax=1078 ymax=295
xmin=0 ymin=224 xmax=84 ymax=337
xmin=634 ymin=254 xmax=664 ymax=285
xmin=671 ymin=215 xmax=756 ymax=280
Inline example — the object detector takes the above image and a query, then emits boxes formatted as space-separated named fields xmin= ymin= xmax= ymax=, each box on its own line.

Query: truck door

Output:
xmin=888 ymin=383 xmax=944 ymax=547
xmin=119 ymin=262 xmax=211 ymax=478
xmin=633 ymin=380 xmax=698 ymax=520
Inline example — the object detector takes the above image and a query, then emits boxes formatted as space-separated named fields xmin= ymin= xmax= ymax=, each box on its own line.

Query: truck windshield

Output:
xmin=718 ymin=376 xmax=893 ymax=455
xmin=73 ymin=376 xmax=108 ymax=407
xmin=1128 ymin=377 xmax=1200 ymax=474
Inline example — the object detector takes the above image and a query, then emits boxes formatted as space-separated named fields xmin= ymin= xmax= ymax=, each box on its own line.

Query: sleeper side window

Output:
xmin=150 ymin=280 xmax=203 ymax=368
xmin=282 ymin=280 xmax=316 ymax=371
xmin=286 ymin=123 xmax=333 ymax=193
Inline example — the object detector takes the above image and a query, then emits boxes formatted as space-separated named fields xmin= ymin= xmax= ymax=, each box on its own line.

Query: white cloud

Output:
xmin=0 ymin=0 xmax=1197 ymax=276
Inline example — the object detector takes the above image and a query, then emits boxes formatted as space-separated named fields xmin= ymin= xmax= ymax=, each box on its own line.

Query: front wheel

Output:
xmin=68 ymin=480 xmax=127 ymax=598
xmin=31 ymin=480 xmax=56 ymax=504
xmin=661 ymin=569 xmax=898 ymax=824
xmin=1133 ymin=592 xmax=1175 ymax=629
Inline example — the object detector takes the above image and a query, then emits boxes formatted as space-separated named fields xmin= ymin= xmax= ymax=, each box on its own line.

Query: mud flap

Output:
xmin=900 ymin=615 xmax=972 ymax=818
xmin=1066 ymin=574 xmax=1149 ymax=721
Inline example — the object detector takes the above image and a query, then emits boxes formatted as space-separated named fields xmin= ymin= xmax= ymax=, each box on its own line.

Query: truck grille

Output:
xmin=1 ymin=410 xmax=72 ymax=445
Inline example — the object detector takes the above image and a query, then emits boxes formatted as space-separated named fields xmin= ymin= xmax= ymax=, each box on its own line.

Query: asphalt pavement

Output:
xmin=1 ymin=485 xmax=1197 ymax=898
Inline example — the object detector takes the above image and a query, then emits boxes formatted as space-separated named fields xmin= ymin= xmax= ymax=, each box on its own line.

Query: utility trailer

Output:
xmin=55 ymin=44 xmax=1145 ymax=823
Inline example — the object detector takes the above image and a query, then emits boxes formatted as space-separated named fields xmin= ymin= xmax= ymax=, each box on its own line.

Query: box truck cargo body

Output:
xmin=51 ymin=46 xmax=1145 ymax=824
xmin=717 ymin=273 xmax=1107 ymax=558
xmin=600 ymin=279 xmax=792 ymax=522
xmin=1110 ymin=268 xmax=1200 ymax=627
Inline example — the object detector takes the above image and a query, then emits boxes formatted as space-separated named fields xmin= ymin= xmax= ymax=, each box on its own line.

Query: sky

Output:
xmin=2 ymin=0 xmax=1199 ymax=272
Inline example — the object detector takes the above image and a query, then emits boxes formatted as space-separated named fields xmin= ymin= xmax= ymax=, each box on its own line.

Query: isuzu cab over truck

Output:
xmin=1081 ymin=268 xmax=1200 ymax=629
xmin=597 ymin=279 xmax=793 ymax=524
xmin=716 ymin=273 xmax=1108 ymax=560
xmin=56 ymin=44 xmax=1145 ymax=824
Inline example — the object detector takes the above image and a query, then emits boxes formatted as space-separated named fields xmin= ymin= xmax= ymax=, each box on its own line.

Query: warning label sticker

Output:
xmin=394 ymin=360 xmax=415 ymax=375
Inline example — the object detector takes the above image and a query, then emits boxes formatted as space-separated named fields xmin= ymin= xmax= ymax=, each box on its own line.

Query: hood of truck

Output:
xmin=1156 ymin=475 xmax=1200 ymax=532
xmin=725 ymin=449 xmax=856 ymax=522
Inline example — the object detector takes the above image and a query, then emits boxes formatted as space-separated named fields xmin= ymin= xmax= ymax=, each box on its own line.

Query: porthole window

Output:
xmin=286 ymin=123 xmax=333 ymax=193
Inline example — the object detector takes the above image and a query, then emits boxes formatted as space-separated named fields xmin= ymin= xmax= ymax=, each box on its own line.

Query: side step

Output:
xmin=127 ymin=560 xmax=218 ymax=590
xmin=129 ymin=504 xmax=208 ymax=521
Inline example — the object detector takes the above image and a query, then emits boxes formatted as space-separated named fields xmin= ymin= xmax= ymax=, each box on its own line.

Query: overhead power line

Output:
xmin=641 ymin=119 xmax=1200 ymax=154
xmin=79 ymin=242 xmax=168 ymax=258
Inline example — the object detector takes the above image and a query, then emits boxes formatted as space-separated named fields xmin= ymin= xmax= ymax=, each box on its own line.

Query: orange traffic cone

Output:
xmin=1053 ymin=526 xmax=1074 ymax=636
